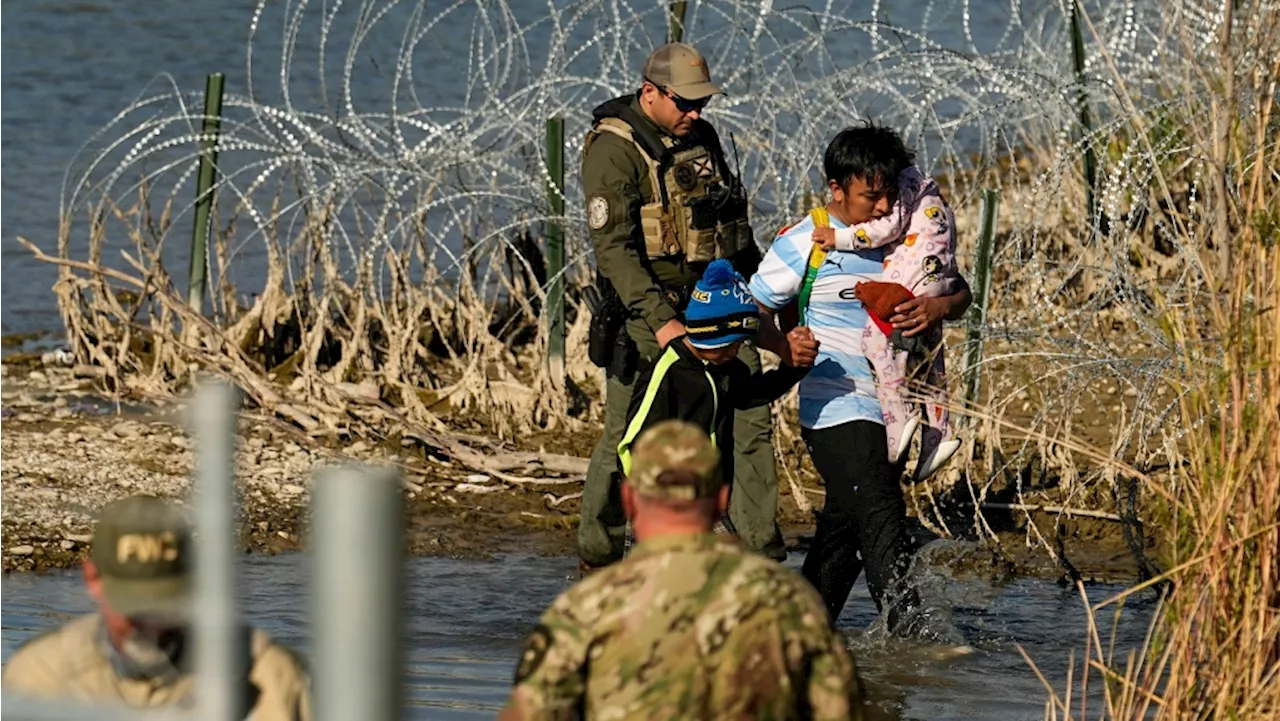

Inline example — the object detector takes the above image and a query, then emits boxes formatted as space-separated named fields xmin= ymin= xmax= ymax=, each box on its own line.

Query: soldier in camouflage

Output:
xmin=578 ymin=42 xmax=819 ymax=571
xmin=499 ymin=420 xmax=867 ymax=721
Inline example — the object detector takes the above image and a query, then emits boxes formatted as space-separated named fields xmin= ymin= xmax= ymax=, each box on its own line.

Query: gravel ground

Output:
xmin=1 ymin=360 xmax=1145 ymax=583
xmin=0 ymin=362 xmax=583 ymax=573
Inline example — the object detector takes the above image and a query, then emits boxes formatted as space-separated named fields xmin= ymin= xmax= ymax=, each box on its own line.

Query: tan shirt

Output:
xmin=2 ymin=614 xmax=311 ymax=721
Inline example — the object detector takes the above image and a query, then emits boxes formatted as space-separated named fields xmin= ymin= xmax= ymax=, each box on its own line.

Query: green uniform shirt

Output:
xmin=502 ymin=533 xmax=867 ymax=720
xmin=581 ymin=97 xmax=703 ymax=334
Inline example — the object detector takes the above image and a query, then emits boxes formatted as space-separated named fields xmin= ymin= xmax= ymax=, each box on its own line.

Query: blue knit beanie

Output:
xmin=684 ymin=259 xmax=759 ymax=349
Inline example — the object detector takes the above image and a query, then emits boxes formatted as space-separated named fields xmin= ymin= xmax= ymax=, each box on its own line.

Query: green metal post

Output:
xmin=546 ymin=117 xmax=566 ymax=386
xmin=188 ymin=72 xmax=226 ymax=313
xmin=961 ymin=189 xmax=1000 ymax=428
xmin=668 ymin=2 xmax=688 ymax=43
xmin=1069 ymin=1 xmax=1099 ymax=233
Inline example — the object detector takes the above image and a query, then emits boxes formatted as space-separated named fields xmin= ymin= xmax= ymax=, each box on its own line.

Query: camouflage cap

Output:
xmin=90 ymin=494 xmax=192 ymax=619
xmin=642 ymin=43 xmax=723 ymax=100
xmin=627 ymin=420 xmax=722 ymax=501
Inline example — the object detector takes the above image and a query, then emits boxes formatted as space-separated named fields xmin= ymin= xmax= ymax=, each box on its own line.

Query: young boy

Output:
xmin=617 ymin=259 xmax=813 ymax=548
xmin=810 ymin=166 xmax=961 ymax=480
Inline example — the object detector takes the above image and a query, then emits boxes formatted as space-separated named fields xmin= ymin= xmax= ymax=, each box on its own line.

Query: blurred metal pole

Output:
xmin=961 ymin=189 xmax=1000 ymax=429
xmin=312 ymin=464 xmax=404 ymax=721
xmin=192 ymin=380 xmax=245 ymax=721
xmin=187 ymin=72 xmax=225 ymax=313
xmin=545 ymin=116 xmax=566 ymax=389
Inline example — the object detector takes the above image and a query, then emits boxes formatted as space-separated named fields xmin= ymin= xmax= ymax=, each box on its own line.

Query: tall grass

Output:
xmin=1022 ymin=1 xmax=1280 ymax=716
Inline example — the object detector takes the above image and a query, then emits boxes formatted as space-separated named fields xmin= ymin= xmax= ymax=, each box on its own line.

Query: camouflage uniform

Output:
xmin=579 ymin=43 xmax=784 ymax=567
xmin=504 ymin=421 xmax=866 ymax=721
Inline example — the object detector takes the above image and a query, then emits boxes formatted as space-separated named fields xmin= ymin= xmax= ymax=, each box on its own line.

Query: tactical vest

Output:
xmin=584 ymin=109 xmax=736 ymax=265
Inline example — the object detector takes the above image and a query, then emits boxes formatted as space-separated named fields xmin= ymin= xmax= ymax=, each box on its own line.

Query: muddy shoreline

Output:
xmin=1 ymin=357 xmax=1145 ymax=586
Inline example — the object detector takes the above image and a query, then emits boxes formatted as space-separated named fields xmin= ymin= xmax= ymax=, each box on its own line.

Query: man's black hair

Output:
xmin=822 ymin=121 xmax=916 ymax=191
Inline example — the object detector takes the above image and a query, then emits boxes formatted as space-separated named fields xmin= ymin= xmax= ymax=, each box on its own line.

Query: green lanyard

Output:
xmin=796 ymin=207 xmax=831 ymax=326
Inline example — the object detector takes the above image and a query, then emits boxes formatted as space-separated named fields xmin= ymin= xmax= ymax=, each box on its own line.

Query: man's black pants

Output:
xmin=801 ymin=420 xmax=919 ymax=629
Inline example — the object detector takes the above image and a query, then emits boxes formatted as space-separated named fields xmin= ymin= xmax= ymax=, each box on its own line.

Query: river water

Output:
xmin=1 ymin=546 xmax=1156 ymax=719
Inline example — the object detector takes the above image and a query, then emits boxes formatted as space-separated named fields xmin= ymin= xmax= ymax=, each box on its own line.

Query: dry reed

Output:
xmin=1019 ymin=1 xmax=1280 ymax=716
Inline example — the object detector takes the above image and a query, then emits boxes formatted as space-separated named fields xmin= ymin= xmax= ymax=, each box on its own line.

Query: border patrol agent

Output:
xmin=579 ymin=42 xmax=816 ymax=572
xmin=500 ymin=420 xmax=868 ymax=721
xmin=2 ymin=494 xmax=312 ymax=720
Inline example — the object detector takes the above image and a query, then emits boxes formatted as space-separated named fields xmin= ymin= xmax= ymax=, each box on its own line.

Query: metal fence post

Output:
xmin=311 ymin=464 xmax=404 ymax=721
xmin=187 ymin=72 xmax=225 ymax=313
xmin=545 ymin=117 xmax=566 ymax=388
xmin=191 ymin=380 xmax=246 ymax=721
xmin=668 ymin=2 xmax=688 ymax=43
xmin=961 ymin=189 xmax=1000 ymax=428
xmin=1069 ymin=1 xmax=1099 ymax=233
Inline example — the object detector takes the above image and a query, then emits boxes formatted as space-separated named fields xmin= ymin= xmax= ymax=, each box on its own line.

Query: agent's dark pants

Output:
xmin=800 ymin=420 xmax=919 ymax=630
xmin=577 ymin=321 xmax=785 ymax=567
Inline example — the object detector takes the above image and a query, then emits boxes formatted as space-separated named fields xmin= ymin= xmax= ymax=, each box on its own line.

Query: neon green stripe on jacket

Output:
xmin=617 ymin=346 xmax=718 ymax=476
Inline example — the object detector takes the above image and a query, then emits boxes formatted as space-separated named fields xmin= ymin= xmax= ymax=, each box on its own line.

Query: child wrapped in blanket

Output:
xmin=810 ymin=166 xmax=962 ymax=480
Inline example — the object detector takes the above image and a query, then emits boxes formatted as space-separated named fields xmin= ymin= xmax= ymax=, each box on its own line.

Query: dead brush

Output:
xmin=1011 ymin=1 xmax=1280 ymax=717
xmin=24 ymin=165 xmax=599 ymax=478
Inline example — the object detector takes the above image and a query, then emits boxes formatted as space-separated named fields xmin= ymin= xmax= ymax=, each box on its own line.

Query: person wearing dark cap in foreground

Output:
xmin=500 ymin=420 xmax=868 ymax=721
xmin=2 ymin=494 xmax=312 ymax=720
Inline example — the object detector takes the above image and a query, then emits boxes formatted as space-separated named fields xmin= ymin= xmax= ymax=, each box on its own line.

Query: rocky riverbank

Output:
xmin=1 ymin=356 xmax=1147 ymax=585
xmin=0 ymin=359 xmax=594 ymax=573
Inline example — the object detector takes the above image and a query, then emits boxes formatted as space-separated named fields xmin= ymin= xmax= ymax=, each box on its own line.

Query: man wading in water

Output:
xmin=501 ymin=420 xmax=870 ymax=720
xmin=747 ymin=123 xmax=973 ymax=634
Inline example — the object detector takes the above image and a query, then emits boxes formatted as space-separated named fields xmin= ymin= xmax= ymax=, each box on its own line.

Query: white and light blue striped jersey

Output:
xmin=748 ymin=213 xmax=886 ymax=430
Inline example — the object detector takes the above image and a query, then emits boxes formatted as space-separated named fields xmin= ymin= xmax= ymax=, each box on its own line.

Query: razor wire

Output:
xmin=52 ymin=0 xmax=1275 ymax=478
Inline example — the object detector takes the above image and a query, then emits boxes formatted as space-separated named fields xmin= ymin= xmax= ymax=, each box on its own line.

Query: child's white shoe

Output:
xmin=889 ymin=415 xmax=921 ymax=465
xmin=914 ymin=438 xmax=960 ymax=481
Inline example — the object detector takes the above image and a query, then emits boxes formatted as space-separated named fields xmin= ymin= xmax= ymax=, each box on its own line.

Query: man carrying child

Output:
xmin=748 ymin=122 xmax=973 ymax=634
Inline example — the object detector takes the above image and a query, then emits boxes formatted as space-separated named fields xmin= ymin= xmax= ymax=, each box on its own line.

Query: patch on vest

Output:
xmin=588 ymin=196 xmax=610 ymax=230
xmin=514 ymin=624 xmax=553 ymax=684
xmin=675 ymin=164 xmax=697 ymax=191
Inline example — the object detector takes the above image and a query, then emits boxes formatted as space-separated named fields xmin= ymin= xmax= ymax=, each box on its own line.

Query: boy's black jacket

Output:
xmin=618 ymin=339 xmax=808 ymax=479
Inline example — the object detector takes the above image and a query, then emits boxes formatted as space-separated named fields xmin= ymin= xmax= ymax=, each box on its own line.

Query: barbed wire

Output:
xmin=52 ymin=0 xmax=1276 ymax=482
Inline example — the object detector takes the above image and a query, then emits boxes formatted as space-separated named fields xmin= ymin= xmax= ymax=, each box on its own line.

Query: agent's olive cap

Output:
xmin=90 ymin=494 xmax=192 ymax=619
xmin=627 ymin=420 xmax=722 ymax=501
xmin=642 ymin=42 xmax=724 ymax=100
